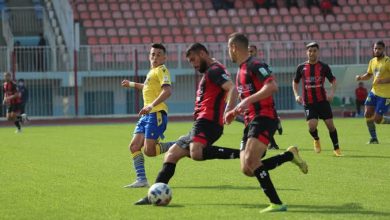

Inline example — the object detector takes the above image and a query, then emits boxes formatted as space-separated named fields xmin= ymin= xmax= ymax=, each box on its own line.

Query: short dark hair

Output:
xmin=249 ymin=45 xmax=257 ymax=50
xmin=228 ymin=32 xmax=249 ymax=49
xmin=151 ymin=43 xmax=166 ymax=53
xmin=374 ymin=40 xmax=385 ymax=48
xmin=185 ymin=43 xmax=209 ymax=57
xmin=18 ymin=78 xmax=24 ymax=82
xmin=306 ymin=42 xmax=319 ymax=49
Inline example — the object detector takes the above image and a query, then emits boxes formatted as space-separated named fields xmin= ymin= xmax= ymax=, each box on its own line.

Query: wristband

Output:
xmin=129 ymin=82 xmax=135 ymax=87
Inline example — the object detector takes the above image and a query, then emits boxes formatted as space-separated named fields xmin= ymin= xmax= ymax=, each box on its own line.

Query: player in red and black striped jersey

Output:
xmin=225 ymin=33 xmax=308 ymax=213
xmin=134 ymin=43 xmax=241 ymax=205
xmin=2 ymin=72 xmax=23 ymax=133
xmin=292 ymin=42 xmax=342 ymax=157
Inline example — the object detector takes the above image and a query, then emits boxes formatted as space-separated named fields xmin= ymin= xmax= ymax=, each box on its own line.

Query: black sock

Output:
xmin=14 ymin=121 xmax=21 ymax=130
xmin=262 ymin=151 xmax=293 ymax=171
xmin=329 ymin=129 xmax=339 ymax=150
xmin=202 ymin=146 xmax=240 ymax=160
xmin=155 ymin=162 xmax=176 ymax=184
xmin=254 ymin=166 xmax=282 ymax=205
xmin=269 ymin=135 xmax=277 ymax=147
xmin=309 ymin=129 xmax=319 ymax=140
xmin=17 ymin=115 xmax=22 ymax=122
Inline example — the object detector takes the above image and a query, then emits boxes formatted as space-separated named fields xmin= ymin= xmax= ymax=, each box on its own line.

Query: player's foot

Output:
xmin=21 ymin=113 xmax=29 ymax=123
xmin=333 ymin=149 xmax=343 ymax=157
xmin=259 ymin=203 xmax=287 ymax=213
xmin=268 ymin=144 xmax=279 ymax=150
xmin=313 ymin=139 xmax=321 ymax=153
xmin=134 ymin=196 xmax=151 ymax=205
xmin=287 ymin=146 xmax=308 ymax=174
xmin=367 ymin=138 xmax=379 ymax=144
xmin=15 ymin=128 xmax=22 ymax=134
xmin=277 ymin=119 xmax=283 ymax=135
xmin=123 ymin=180 xmax=149 ymax=188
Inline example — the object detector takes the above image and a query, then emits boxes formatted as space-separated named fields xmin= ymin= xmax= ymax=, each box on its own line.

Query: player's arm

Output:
xmin=292 ymin=65 xmax=303 ymax=104
xmin=237 ymin=79 xmax=277 ymax=113
xmin=325 ymin=65 xmax=337 ymax=102
xmin=223 ymin=80 xmax=237 ymax=113
xmin=355 ymin=72 xmax=372 ymax=81
xmin=121 ymin=79 xmax=144 ymax=90
xmin=138 ymin=85 xmax=172 ymax=115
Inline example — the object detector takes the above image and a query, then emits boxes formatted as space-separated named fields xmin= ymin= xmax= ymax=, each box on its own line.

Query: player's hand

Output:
xmin=374 ymin=78 xmax=385 ymax=84
xmin=355 ymin=75 xmax=361 ymax=81
xmin=138 ymin=105 xmax=153 ymax=116
xmin=121 ymin=80 xmax=132 ymax=88
xmin=295 ymin=95 xmax=303 ymax=105
xmin=235 ymin=99 xmax=249 ymax=114
xmin=224 ymin=109 xmax=237 ymax=125
xmin=327 ymin=94 xmax=334 ymax=102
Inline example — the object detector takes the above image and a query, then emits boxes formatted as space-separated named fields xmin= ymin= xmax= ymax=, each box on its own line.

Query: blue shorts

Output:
xmin=365 ymin=91 xmax=390 ymax=115
xmin=134 ymin=111 xmax=168 ymax=140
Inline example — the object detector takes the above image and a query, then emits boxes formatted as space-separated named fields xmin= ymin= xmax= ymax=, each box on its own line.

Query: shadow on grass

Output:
xmin=185 ymin=202 xmax=390 ymax=217
xmin=173 ymin=185 xmax=299 ymax=191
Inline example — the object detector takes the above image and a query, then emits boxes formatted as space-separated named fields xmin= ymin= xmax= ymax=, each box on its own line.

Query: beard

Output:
xmin=374 ymin=52 xmax=384 ymax=58
xmin=198 ymin=59 xmax=208 ymax=73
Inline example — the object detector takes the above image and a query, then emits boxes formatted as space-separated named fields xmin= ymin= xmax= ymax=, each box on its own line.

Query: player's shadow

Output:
xmin=195 ymin=202 xmax=390 ymax=217
xmin=174 ymin=185 xmax=299 ymax=191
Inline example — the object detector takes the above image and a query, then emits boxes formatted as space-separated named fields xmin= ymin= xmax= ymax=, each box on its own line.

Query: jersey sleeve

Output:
xmin=157 ymin=66 xmax=171 ymax=87
xmin=293 ymin=64 xmax=303 ymax=83
xmin=367 ymin=59 xmax=374 ymax=75
xmin=251 ymin=62 xmax=272 ymax=83
xmin=208 ymin=66 xmax=230 ymax=86
xmin=324 ymin=64 xmax=336 ymax=82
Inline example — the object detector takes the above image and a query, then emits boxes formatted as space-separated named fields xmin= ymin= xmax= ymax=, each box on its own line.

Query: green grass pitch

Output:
xmin=1 ymin=118 xmax=390 ymax=220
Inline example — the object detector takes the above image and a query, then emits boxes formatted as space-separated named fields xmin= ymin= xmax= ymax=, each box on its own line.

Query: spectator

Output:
xmin=355 ymin=82 xmax=368 ymax=116
xmin=320 ymin=0 xmax=333 ymax=16
xmin=266 ymin=0 xmax=278 ymax=9
xmin=331 ymin=0 xmax=339 ymax=6
xmin=286 ymin=0 xmax=298 ymax=9
xmin=212 ymin=0 xmax=235 ymax=11
xmin=253 ymin=0 xmax=266 ymax=9
xmin=306 ymin=0 xmax=320 ymax=8
xmin=37 ymin=33 xmax=46 ymax=71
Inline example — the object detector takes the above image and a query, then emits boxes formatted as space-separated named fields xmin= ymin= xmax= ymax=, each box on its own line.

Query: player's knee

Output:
xmin=241 ymin=165 xmax=254 ymax=177
xmin=374 ymin=117 xmax=383 ymax=124
xmin=129 ymin=143 xmax=142 ymax=153
xmin=144 ymin=148 xmax=157 ymax=157
xmin=190 ymin=148 xmax=203 ymax=161
xmin=164 ymin=151 xmax=179 ymax=163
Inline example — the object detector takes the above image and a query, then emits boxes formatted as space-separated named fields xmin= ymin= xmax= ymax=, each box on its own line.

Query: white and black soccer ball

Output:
xmin=147 ymin=183 xmax=172 ymax=206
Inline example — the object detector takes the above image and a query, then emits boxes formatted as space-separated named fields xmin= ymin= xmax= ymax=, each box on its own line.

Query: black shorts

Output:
xmin=304 ymin=101 xmax=333 ymax=121
xmin=240 ymin=116 xmax=277 ymax=151
xmin=7 ymin=103 xmax=21 ymax=114
xmin=176 ymin=119 xmax=223 ymax=149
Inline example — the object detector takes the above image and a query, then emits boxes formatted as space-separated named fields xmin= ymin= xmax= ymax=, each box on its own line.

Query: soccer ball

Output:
xmin=147 ymin=183 xmax=172 ymax=206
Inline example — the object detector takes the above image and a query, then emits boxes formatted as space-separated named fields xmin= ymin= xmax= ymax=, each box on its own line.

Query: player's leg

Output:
xmin=364 ymin=92 xmax=378 ymax=144
xmin=143 ymin=112 xmax=174 ymax=157
xmin=305 ymin=105 xmax=321 ymax=153
xmin=124 ymin=115 xmax=148 ymax=188
xmin=320 ymin=101 xmax=342 ymax=156
xmin=134 ymin=136 xmax=190 ymax=205
xmin=241 ymin=138 xmax=287 ymax=213
xmin=373 ymin=96 xmax=390 ymax=125
xmin=189 ymin=120 xmax=240 ymax=161
xmin=268 ymin=128 xmax=279 ymax=150
xmin=7 ymin=107 xmax=21 ymax=133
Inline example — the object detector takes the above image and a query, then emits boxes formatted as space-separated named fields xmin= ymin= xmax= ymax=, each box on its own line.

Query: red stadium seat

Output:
xmin=150 ymin=27 xmax=160 ymax=36
xmin=98 ymin=3 xmax=108 ymax=11
xmin=319 ymin=23 xmax=329 ymax=32
xmin=77 ymin=3 xmax=87 ymax=12
xmin=131 ymin=37 xmax=141 ymax=44
xmin=83 ymin=19 xmax=93 ymax=28
xmin=355 ymin=31 xmax=365 ymax=39
xmin=330 ymin=23 xmax=340 ymax=32
xmin=162 ymin=2 xmax=172 ymax=10
xmin=112 ymin=11 xmax=122 ymax=19
xmin=118 ymin=28 xmax=128 ymax=36
xmin=245 ymin=25 xmax=255 ymax=34
xmin=96 ymin=28 xmax=106 ymax=36
xmin=344 ymin=32 xmax=355 ymax=39
xmin=99 ymin=37 xmax=109 ymax=44
xmin=343 ymin=6 xmax=352 ymax=14
xmin=139 ymin=27 xmax=149 ymax=36
xmin=336 ymin=14 xmax=346 ymax=22
xmin=163 ymin=36 xmax=174 ymax=44
xmin=90 ymin=12 xmax=100 ymax=19
xmin=300 ymin=7 xmax=310 ymax=15
xmin=147 ymin=18 xmax=157 ymax=26
xmin=174 ymin=36 xmax=184 ymax=43
xmin=80 ymin=11 xmax=89 ymax=20
xmin=120 ymin=37 xmax=130 ymax=44
xmin=110 ymin=37 xmax=120 ymax=44
xmin=107 ymin=28 xmax=117 ymax=36
xmin=85 ymin=28 xmax=95 ymax=37
xmin=102 ymin=11 xmax=112 ymax=19
xmin=120 ymin=2 xmax=130 ymax=11
xmin=110 ymin=2 xmax=120 ymax=11
xmin=104 ymin=19 xmax=114 ymax=27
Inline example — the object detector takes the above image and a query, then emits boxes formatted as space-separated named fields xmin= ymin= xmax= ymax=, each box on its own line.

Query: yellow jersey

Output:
xmin=367 ymin=56 xmax=390 ymax=98
xmin=143 ymin=64 xmax=171 ymax=113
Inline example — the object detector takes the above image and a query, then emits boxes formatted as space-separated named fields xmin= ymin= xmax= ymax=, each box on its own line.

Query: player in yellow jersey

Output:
xmin=121 ymin=43 xmax=174 ymax=187
xmin=356 ymin=40 xmax=390 ymax=144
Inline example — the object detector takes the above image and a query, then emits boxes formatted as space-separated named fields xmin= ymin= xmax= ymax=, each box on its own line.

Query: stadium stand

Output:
xmin=73 ymin=0 xmax=390 ymax=46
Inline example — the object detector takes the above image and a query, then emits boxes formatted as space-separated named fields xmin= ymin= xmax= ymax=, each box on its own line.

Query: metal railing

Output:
xmin=1 ymin=39 xmax=388 ymax=118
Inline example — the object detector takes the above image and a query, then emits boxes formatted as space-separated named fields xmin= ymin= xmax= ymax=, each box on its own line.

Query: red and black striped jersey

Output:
xmin=194 ymin=62 xmax=231 ymax=126
xmin=294 ymin=61 xmax=336 ymax=105
xmin=236 ymin=56 xmax=276 ymax=124
xmin=3 ymin=81 xmax=21 ymax=105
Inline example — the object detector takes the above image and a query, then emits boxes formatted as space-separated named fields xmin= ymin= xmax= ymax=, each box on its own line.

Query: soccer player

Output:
xmin=17 ymin=79 xmax=29 ymax=122
xmin=356 ymin=40 xmax=390 ymax=144
xmin=225 ymin=33 xmax=308 ymax=213
xmin=292 ymin=42 xmax=342 ymax=156
xmin=249 ymin=44 xmax=283 ymax=150
xmin=121 ymin=43 xmax=174 ymax=188
xmin=134 ymin=43 xmax=241 ymax=205
xmin=2 ymin=72 xmax=23 ymax=133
